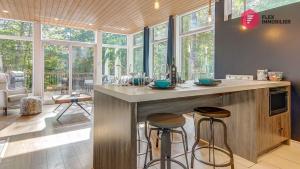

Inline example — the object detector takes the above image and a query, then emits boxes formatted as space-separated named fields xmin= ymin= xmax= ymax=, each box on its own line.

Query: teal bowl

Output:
xmin=199 ymin=78 xmax=214 ymax=85
xmin=154 ymin=80 xmax=171 ymax=88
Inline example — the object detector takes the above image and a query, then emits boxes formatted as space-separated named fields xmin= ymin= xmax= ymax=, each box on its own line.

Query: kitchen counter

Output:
xmin=93 ymin=80 xmax=291 ymax=169
xmin=94 ymin=80 xmax=290 ymax=102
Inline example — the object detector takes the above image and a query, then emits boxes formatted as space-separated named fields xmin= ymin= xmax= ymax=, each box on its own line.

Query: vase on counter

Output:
xmin=257 ymin=69 xmax=268 ymax=81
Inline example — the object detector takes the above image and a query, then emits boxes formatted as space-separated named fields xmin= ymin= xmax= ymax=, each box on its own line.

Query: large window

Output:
xmin=42 ymin=24 xmax=95 ymax=43
xmin=44 ymin=44 xmax=69 ymax=100
xmin=42 ymin=24 xmax=95 ymax=100
xmin=232 ymin=0 xmax=300 ymax=19
xmin=102 ymin=33 xmax=128 ymax=76
xmin=180 ymin=6 xmax=214 ymax=80
xmin=133 ymin=32 xmax=143 ymax=73
xmin=0 ymin=19 xmax=33 ymax=91
xmin=72 ymin=47 xmax=94 ymax=93
xmin=152 ymin=23 xmax=168 ymax=76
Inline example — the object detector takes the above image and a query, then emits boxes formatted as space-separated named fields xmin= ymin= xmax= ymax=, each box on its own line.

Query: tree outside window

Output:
xmin=232 ymin=0 xmax=300 ymax=19
xmin=152 ymin=23 xmax=168 ymax=77
xmin=102 ymin=33 xmax=127 ymax=76
xmin=133 ymin=32 xmax=144 ymax=73
xmin=180 ymin=6 xmax=214 ymax=80
xmin=0 ymin=19 xmax=33 ymax=91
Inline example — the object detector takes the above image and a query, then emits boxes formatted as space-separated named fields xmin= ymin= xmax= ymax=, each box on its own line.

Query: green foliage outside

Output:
xmin=102 ymin=47 xmax=127 ymax=76
xmin=0 ymin=19 xmax=33 ymax=90
xmin=181 ymin=7 xmax=214 ymax=80
xmin=133 ymin=32 xmax=144 ymax=73
xmin=44 ymin=44 xmax=69 ymax=90
xmin=102 ymin=33 xmax=127 ymax=46
xmin=0 ymin=19 xmax=32 ymax=37
xmin=232 ymin=0 xmax=300 ymax=18
xmin=153 ymin=24 xmax=168 ymax=41
xmin=0 ymin=19 xmax=95 ymax=92
xmin=181 ymin=6 xmax=212 ymax=33
xmin=181 ymin=31 xmax=214 ymax=80
xmin=42 ymin=24 xmax=95 ymax=91
xmin=153 ymin=41 xmax=167 ymax=77
xmin=152 ymin=23 xmax=168 ymax=77
xmin=102 ymin=33 xmax=128 ymax=76
xmin=42 ymin=24 xmax=95 ymax=43
xmin=133 ymin=32 xmax=144 ymax=46
xmin=133 ymin=47 xmax=143 ymax=73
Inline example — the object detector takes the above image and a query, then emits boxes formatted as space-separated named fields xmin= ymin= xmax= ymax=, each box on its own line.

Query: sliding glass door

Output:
xmin=44 ymin=44 xmax=69 ymax=101
xmin=72 ymin=46 xmax=94 ymax=94
xmin=43 ymin=44 xmax=95 ymax=102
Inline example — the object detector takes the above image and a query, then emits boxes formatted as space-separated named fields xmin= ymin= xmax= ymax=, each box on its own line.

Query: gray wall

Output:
xmin=215 ymin=1 xmax=300 ymax=140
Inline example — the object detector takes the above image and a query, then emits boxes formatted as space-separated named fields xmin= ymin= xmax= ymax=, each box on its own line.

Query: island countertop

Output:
xmin=94 ymin=80 xmax=291 ymax=102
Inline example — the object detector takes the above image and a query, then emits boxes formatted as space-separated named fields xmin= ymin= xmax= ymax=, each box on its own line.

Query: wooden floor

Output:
xmin=0 ymin=104 xmax=300 ymax=169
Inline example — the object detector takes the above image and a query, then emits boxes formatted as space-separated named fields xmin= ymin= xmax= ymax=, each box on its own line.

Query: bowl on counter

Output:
xmin=268 ymin=72 xmax=283 ymax=81
xmin=154 ymin=80 xmax=171 ymax=88
xmin=198 ymin=78 xmax=214 ymax=85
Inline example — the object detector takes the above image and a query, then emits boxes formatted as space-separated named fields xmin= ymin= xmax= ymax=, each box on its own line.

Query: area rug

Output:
xmin=45 ymin=104 xmax=93 ymax=130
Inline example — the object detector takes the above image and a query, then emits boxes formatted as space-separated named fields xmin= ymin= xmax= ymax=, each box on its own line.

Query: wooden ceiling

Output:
xmin=0 ymin=0 xmax=209 ymax=34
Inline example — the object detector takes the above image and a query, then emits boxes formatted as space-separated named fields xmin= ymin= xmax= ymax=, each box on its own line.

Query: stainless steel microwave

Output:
xmin=269 ymin=88 xmax=288 ymax=116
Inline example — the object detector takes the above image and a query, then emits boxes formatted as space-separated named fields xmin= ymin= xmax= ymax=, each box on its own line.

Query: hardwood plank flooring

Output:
xmin=0 ymin=105 xmax=299 ymax=169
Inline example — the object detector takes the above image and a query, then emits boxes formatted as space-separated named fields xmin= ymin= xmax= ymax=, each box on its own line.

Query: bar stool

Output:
xmin=191 ymin=107 xmax=234 ymax=169
xmin=144 ymin=113 xmax=189 ymax=169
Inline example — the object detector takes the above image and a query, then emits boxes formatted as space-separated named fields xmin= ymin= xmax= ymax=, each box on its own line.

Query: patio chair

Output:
xmin=0 ymin=73 xmax=28 ymax=115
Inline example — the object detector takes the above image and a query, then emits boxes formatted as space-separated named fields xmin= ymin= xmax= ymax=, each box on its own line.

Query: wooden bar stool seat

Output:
xmin=148 ymin=113 xmax=186 ymax=129
xmin=194 ymin=107 xmax=230 ymax=118
xmin=144 ymin=113 xmax=189 ymax=169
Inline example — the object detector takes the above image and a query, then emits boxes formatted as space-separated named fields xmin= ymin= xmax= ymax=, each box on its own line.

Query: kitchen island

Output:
xmin=93 ymin=80 xmax=291 ymax=169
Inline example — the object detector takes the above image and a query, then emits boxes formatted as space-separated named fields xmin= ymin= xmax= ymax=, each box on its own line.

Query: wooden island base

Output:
xmin=93 ymin=81 xmax=291 ymax=169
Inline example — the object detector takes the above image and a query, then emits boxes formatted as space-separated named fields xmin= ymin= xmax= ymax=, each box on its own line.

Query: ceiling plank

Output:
xmin=0 ymin=0 xmax=209 ymax=34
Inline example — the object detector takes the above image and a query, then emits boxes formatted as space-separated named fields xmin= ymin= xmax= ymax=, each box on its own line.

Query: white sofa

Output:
xmin=0 ymin=73 xmax=28 ymax=115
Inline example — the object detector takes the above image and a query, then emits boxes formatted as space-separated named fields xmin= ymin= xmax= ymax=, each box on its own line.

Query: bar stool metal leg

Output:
xmin=191 ymin=118 xmax=209 ymax=168
xmin=215 ymin=119 xmax=234 ymax=169
xmin=144 ymin=122 xmax=153 ymax=168
xmin=138 ymin=125 xmax=141 ymax=154
xmin=191 ymin=117 xmax=234 ymax=169
xmin=144 ymin=128 xmax=189 ymax=169
xmin=181 ymin=127 xmax=189 ymax=151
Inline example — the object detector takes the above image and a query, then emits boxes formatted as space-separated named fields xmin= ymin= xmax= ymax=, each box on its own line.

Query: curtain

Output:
xmin=167 ymin=15 xmax=174 ymax=65
xmin=143 ymin=27 xmax=150 ymax=76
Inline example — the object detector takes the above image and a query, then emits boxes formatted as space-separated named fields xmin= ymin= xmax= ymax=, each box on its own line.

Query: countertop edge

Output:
xmin=94 ymin=81 xmax=291 ymax=102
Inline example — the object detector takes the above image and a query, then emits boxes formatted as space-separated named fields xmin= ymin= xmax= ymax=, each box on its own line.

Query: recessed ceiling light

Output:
xmin=89 ymin=23 xmax=93 ymax=26
xmin=2 ymin=10 xmax=8 ymax=13
xmin=54 ymin=18 xmax=59 ymax=21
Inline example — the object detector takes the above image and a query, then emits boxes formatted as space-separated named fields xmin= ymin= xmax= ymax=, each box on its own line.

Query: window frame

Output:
xmin=101 ymin=32 xmax=129 ymax=76
xmin=231 ymin=0 xmax=300 ymax=19
xmin=150 ymin=22 xmax=169 ymax=76
xmin=0 ymin=19 xmax=34 ymax=91
xmin=177 ymin=5 xmax=215 ymax=78
xmin=41 ymin=24 xmax=96 ymax=44
xmin=132 ymin=31 xmax=144 ymax=73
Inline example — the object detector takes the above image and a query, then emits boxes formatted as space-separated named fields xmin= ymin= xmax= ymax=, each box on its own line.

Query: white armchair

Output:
xmin=0 ymin=73 xmax=28 ymax=115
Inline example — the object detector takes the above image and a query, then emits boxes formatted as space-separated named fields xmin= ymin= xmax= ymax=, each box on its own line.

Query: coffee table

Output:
xmin=52 ymin=94 xmax=92 ymax=120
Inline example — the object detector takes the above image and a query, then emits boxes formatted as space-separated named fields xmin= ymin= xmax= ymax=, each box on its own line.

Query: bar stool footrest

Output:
xmin=144 ymin=158 xmax=188 ymax=169
xmin=192 ymin=145 xmax=233 ymax=167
